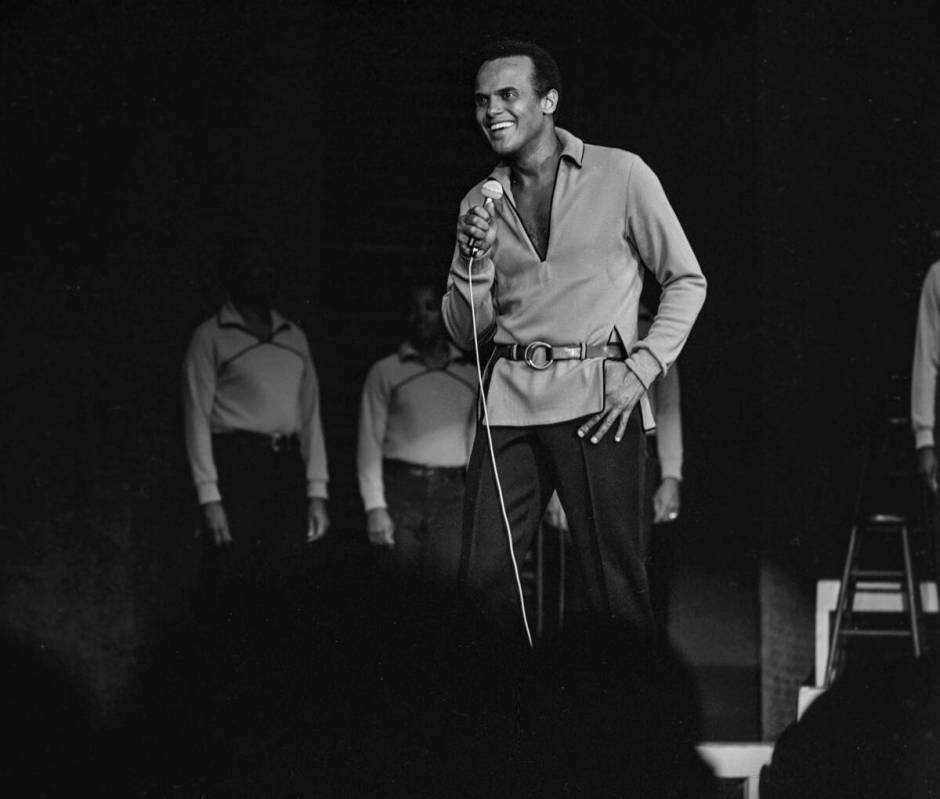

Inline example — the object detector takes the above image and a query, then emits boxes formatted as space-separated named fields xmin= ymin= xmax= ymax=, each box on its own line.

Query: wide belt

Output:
xmin=493 ymin=341 xmax=626 ymax=370
xmin=384 ymin=458 xmax=465 ymax=479
xmin=218 ymin=430 xmax=300 ymax=453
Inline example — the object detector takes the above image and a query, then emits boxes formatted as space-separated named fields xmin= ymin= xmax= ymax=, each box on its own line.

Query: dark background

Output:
xmin=2 ymin=0 xmax=938 ymax=739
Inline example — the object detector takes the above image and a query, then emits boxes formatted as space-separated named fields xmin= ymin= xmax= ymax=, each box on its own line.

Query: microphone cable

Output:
xmin=467 ymin=224 xmax=534 ymax=648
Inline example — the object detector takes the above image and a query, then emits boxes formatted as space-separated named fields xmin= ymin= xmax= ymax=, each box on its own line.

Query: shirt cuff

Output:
xmin=361 ymin=485 xmax=387 ymax=511
xmin=659 ymin=460 xmax=683 ymax=481
xmin=451 ymin=255 xmax=495 ymax=280
xmin=197 ymin=481 xmax=221 ymax=505
xmin=915 ymin=429 xmax=935 ymax=449
xmin=624 ymin=349 xmax=662 ymax=390
xmin=307 ymin=479 xmax=329 ymax=500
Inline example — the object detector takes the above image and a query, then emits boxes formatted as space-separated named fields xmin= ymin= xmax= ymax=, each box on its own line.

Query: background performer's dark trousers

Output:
xmin=199 ymin=432 xmax=308 ymax=600
xmin=375 ymin=459 xmax=465 ymax=586
xmin=642 ymin=442 xmax=677 ymax=630
xmin=459 ymin=412 xmax=654 ymax=631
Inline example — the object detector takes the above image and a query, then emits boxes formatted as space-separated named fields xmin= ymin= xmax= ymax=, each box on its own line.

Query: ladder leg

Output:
xmin=826 ymin=524 xmax=859 ymax=686
xmin=900 ymin=525 xmax=923 ymax=657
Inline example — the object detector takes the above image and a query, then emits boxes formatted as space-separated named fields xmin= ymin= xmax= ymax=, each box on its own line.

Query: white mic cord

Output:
xmin=467 ymin=243 xmax=534 ymax=648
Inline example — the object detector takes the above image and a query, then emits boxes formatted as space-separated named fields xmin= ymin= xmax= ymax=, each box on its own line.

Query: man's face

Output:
xmin=474 ymin=56 xmax=554 ymax=158
xmin=230 ymin=247 xmax=277 ymax=306
xmin=407 ymin=286 xmax=443 ymax=346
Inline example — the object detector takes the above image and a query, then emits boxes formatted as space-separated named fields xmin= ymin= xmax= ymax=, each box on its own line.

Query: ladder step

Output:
xmin=850 ymin=570 xmax=907 ymax=579
xmin=859 ymin=518 xmax=908 ymax=526
xmin=840 ymin=629 xmax=913 ymax=638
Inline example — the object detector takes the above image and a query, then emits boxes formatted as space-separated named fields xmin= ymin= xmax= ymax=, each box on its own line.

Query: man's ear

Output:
xmin=541 ymin=89 xmax=559 ymax=115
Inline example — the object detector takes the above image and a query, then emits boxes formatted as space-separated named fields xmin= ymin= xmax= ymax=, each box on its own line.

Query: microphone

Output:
xmin=470 ymin=179 xmax=504 ymax=258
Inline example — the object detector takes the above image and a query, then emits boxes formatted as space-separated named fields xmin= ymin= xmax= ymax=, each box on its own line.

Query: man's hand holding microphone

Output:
xmin=456 ymin=180 xmax=503 ymax=260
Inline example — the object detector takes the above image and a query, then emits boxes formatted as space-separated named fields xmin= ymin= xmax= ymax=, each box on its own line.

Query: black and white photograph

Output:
xmin=2 ymin=1 xmax=939 ymax=795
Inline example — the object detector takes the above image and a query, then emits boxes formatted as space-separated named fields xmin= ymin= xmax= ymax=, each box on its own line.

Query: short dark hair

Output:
xmin=477 ymin=39 xmax=562 ymax=106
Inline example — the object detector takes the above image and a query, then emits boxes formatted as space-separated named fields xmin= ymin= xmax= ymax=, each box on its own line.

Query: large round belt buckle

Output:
xmin=523 ymin=341 xmax=554 ymax=370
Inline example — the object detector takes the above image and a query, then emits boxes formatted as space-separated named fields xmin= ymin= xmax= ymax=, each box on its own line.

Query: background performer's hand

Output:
xmin=307 ymin=498 xmax=330 ymax=542
xmin=653 ymin=477 xmax=681 ymax=524
xmin=202 ymin=501 xmax=232 ymax=548
xmin=367 ymin=507 xmax=395 ymax=547
xmin=917 ymin=445 xmax=938 ymax=494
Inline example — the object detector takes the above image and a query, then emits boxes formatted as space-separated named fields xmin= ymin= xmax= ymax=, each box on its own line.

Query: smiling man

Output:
xmin=443 ymin=40 xmax=706 ymax=632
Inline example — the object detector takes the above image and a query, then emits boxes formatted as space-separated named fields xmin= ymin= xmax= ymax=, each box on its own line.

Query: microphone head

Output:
xmin=481 ymin=179 xmax=504 ymax=202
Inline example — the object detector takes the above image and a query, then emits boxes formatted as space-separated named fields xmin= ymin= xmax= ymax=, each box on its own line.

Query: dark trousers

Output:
xmin=199 ymin=433 xmax=308 ymax=598
xmin=460 ymin=412 xmax=653 ymax=632
xmin=558 ymin=436 xmax=670 ymax=628
xmin=375 ymin=460 xmax=466 ymax=587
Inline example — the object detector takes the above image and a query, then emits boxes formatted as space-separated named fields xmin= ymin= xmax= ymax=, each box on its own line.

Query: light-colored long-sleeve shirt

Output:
xmin=649 ymin=363 xmax=683 ymax=479
xmin=357 ymin=342 xmax=477 ymax=511
xmin=443 ymin=128 xmax=706 ymax=427
xmin=639 ymin=307 xmax=683 ymax=479
xmin=911 ymin=260 xmax=940 ymax=449
xmin=182 ymin=301 xmax=329 ymax=504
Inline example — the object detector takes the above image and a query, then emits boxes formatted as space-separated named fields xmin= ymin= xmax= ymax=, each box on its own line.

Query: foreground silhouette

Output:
xmin=110 ymin=561 xmax=717 ymax=797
